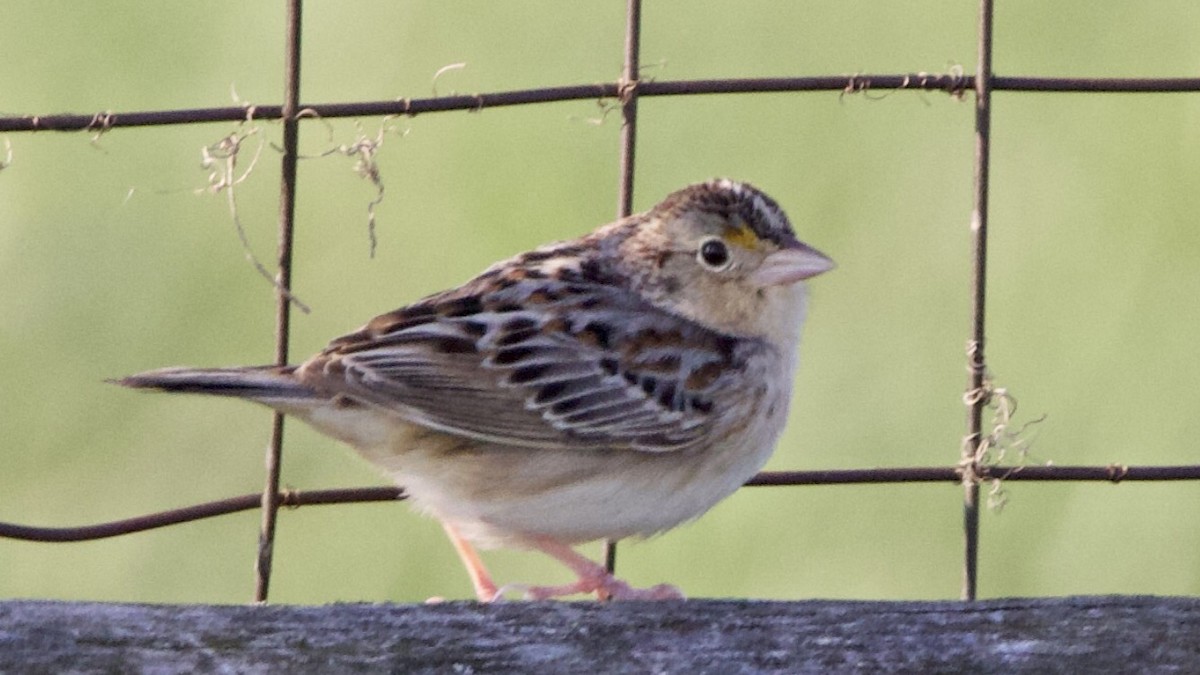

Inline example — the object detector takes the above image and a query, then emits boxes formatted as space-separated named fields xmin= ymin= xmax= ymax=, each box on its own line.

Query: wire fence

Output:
xmin=2 ymin=0 xmax=1199 ymax=603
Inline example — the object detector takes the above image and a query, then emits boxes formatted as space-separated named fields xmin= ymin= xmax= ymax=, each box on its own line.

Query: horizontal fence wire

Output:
xmin=0 ymin=487 xmax=405 ymax=543
xmin=5 ymin=75 xmax=1200 ymax=134
xmin=4 ymin=465 xmax=1199 ymax=544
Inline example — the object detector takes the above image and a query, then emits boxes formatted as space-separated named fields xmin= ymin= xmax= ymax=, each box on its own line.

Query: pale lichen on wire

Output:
xmin=908 ymin=63 xmax=969 ymax=105
xmin=574 ymin=59 xmax=666 ymax=127
xmin=840 ymin=72 xmax=887 ymax=102
xmin=961 ymin=372 xmax=1048 ymax=511
xmin=935 ymin=63 xmax=969 ymax=101
xmin=840 ymin=63 xmax=969 ymax=104
xmin=85 ymin=110 xmax=116 ymax=148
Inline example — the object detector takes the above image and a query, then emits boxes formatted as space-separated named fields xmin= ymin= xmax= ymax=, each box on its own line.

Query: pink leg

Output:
xmin=441 ymin=522 xmax=499 ymax=602
xmin=501 ymin=537 xmax=685 ymax=601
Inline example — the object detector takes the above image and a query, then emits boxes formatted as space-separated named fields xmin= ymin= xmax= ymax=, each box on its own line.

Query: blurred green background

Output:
xmin=3 ymin=1 xmax=1199 ymax=605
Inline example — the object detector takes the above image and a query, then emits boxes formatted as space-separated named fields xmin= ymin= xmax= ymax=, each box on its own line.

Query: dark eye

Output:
xmin=697 ymin=238 xmax=731 ymax=270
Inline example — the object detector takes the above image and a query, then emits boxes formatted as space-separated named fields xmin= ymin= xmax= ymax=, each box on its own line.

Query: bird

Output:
xmin=117 ymin=179 xmax=834 ymax=602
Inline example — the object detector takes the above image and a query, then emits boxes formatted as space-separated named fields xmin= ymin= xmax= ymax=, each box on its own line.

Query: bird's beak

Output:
xmin=750 ymin=241 xmax=835 ymax=287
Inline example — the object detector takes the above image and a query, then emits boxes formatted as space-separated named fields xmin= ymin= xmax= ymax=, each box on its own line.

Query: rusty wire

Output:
xmin=603 ymin=0 xmax=644 ymax=579
xmin=5 ymin=464 xmax=1200 ymax=544
xmin=3 ymin=0 xmax=1200 ymax=604
xmin=253 ymin=0 xmax=305 ymax=604
xmin=8 ymin=74 xmax=1200 ymax=136
xmin=959 ymin=0 xmax=995 ymax=603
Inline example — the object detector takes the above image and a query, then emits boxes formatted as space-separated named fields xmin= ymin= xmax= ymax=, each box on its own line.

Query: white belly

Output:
xmin=288 ymin=357 xmax=795 ymax=549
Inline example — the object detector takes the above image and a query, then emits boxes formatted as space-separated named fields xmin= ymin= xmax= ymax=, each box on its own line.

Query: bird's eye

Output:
xmin=697 ymin=237 xmax=731 ymax=270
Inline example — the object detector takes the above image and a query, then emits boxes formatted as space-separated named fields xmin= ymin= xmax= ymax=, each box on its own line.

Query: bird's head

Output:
xmin=616 ymin=179 xmax=834 ymax=345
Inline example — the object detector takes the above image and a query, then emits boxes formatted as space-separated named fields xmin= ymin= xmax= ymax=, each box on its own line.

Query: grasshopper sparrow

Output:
xmin=119 ymin=179 xmax=834 ymax=601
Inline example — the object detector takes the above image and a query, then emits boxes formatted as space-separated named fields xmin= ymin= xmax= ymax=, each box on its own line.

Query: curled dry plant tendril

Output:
xmin=961 ymin=375 xmax=1048 ymax=512
xmin=310 ymin=117 xmax=403 ymax=258
xmin=199 ymin=127 xmax=311 ymax=313
xmin=86 ymin=111 xmax=115 ymax=148
xmin=574 ymin=98 xmax=622 ymax=127
xmin=431 ymin=62 xmax=467 ymax=98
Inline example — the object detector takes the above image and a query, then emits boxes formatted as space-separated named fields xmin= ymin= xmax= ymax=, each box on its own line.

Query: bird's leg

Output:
xmin=506 ymin=536 xmax=685 ymax=601
xmin=441 ymin=521 xmax=499 ymax=602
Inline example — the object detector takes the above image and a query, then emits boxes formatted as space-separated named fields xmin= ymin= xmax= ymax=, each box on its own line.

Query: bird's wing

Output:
xmin=296 ymin=276 xmax=750 ymax=452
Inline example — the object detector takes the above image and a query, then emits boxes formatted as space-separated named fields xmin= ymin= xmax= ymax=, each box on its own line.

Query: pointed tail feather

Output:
xmin=113 ymin=365 xmax=319 ymax=401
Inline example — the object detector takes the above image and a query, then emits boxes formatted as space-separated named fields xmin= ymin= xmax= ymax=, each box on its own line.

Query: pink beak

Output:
xmin=749 ymin=242 xmax=835 ymax=287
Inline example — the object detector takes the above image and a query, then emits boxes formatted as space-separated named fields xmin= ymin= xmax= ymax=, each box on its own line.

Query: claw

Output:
xmin=601 ymin=578 xmax=686 ymax=601
xmin=490 ymin=576 xmax=684 ymax=602
xmin=591 ymin=578 xmax=688 ymax=601
xmin=488 ymin=583 xmax=530 ymax=602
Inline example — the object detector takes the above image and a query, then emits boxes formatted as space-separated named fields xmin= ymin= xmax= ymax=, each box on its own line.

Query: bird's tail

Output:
xmin=114 ymin=365 xmax=320 ymax=402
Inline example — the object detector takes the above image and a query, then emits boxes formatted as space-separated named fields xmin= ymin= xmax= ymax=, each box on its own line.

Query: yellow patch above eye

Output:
xmin=722 ymin=223 xmax=761 ymax=250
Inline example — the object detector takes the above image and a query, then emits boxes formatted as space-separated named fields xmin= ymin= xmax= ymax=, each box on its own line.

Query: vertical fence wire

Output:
xmin=255 ymin=0 xmax=304 ymax=604
xmin=961 ymin=0 xmax=995 ymax=602
xmin=616 ymin=0 xmax=642 ymax=219
xmin=604 ymin=0 xmax=644 ymax=580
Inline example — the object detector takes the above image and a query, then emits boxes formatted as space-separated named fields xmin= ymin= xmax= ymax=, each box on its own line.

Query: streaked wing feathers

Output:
xmin=296 ymin=273 xmax=748 ymax=452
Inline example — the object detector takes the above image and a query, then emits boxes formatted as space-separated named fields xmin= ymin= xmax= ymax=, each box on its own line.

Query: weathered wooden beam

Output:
xmin=2 ymin=596 xmax=1197 ymax=673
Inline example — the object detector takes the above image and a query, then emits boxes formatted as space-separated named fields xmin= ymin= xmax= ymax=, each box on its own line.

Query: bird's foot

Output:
xmin=598 ymin=578 xmax=686 ymax=601
xmin=490 ymin=578 xmax=602 ymax=601
xmin=487 ymin=575 xmax=684 ymax=601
